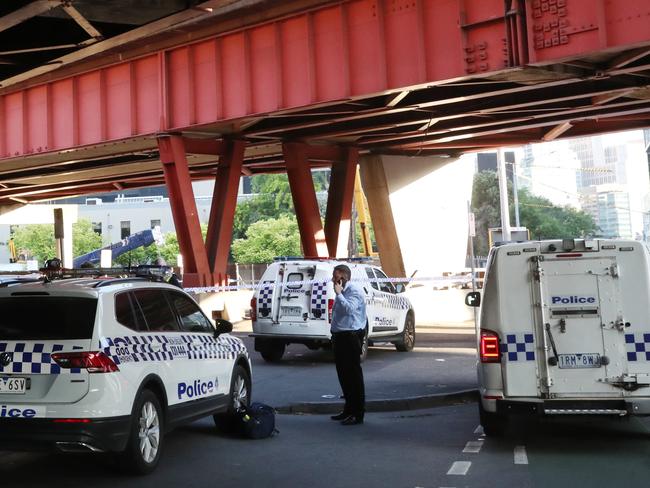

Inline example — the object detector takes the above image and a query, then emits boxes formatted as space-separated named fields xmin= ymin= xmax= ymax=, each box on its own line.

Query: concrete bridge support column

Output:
xmin=157 ymin=135 xmax=211 ymax=287
xmin=359 ymin=154 xmax=474 ymax=279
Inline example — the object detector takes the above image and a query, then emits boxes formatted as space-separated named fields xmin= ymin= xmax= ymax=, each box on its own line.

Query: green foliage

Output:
xmin=470 ymin=170 xmax=597 ymax=255
xmin=518 ymin=188 xmax=598 ymax=241
xmin=233 ymin=173 xmax=329 ymax=240
xmin=12 ymin=219 xmax=105 ymax=264
xmin=72 ymin=220 xmax=102 ymax=258
xmin=231 ymin=216 xmax=301 ymax=263
xmin=12 ymin=225 xmax=55 ymax=264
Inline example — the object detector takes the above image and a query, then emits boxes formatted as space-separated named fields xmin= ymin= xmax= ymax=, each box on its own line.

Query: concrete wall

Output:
xmin=380 ymin=154 xmax=475 ymax=277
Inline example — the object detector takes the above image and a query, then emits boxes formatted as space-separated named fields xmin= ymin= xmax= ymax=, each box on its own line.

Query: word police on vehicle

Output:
xmin=0 ymin=263 xmax=252 ymax=475
xmin=466 ymin=239 xmax=650 ymax=436
xmin=250 ymin=258 xmax=415 ymax=362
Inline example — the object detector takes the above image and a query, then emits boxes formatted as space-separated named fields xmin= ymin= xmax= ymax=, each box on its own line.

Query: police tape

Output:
xmin=184 ymin=274 xmax=474 ymax=294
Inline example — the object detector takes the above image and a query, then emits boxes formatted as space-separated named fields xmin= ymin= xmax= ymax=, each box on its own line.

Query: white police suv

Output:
xmin=251 ymin=258 xmax=415 ymax=361
xmin=0 ymin=273 xmax=251 ymax=474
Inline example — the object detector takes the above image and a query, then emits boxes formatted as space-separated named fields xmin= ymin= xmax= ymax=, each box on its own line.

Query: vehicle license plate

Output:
xmin=0 ymin=377 xmax=27 ymax=394
xmin=558 ymin=353 xmax=601 ymax=369
xmin=281 ymin=306 xmax=302 ymax=316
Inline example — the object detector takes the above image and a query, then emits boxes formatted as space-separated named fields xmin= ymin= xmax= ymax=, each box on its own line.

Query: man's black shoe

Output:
xmin=330 ymin=411 xmax=349 ymax=421
xmin=340 ymin=415 xmax=364 ymax=425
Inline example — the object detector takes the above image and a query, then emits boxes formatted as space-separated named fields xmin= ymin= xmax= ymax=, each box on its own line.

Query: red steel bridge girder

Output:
xmin=324 ymin=147 xmax=358 ymax=258
xmin=158 ymin=136 xmax=248 ymax=287
xmin=283 ymin=142 xmax=330 ymax=259
xmin=157 ymin=135 xmax=211 ymax=288
xmin=2 ymin=0 xmax=650 ymax=160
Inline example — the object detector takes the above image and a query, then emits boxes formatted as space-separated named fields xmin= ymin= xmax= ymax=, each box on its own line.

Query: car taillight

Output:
xmin=327 ymin=299 xmax=334 ymax=323
xmin=480 ymin=329 xmax=501 ymax=363
xmin=51 ymin=351 xmax=119 ymax=373
xmin=250 ymin=296 xmax=257 ymax=322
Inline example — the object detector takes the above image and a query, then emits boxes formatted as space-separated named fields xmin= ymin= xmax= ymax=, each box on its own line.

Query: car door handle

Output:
xmin=150 ymin=344 xmax=162 ymax=352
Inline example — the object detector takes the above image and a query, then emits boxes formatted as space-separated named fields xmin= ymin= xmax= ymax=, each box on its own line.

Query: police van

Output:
xmin=250 ymin=258 xmax=415 ymax=361
xmin=0 ymin=268 xmax=251 ymax=474
xmin=466 ymin=238 xmax=650 ymax=435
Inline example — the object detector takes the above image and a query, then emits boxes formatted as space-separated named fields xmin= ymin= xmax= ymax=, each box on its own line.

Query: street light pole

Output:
xmin=511 ymin=159 xmax=521 ymax=228
xmin=497 ymin=149 xmax=512 ymax=241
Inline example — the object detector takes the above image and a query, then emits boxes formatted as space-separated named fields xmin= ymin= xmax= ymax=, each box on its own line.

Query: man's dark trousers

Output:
xmin=332 ymin=330 xmax=365 ymax=416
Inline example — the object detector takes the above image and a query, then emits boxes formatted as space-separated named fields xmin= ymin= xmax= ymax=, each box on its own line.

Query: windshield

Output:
xmin=0 ymin=296 xmax=98 ymax=340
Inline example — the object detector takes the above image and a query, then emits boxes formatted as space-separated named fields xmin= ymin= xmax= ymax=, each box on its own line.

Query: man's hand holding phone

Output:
xmin=333 ymin=278 xmax=344 ymax=295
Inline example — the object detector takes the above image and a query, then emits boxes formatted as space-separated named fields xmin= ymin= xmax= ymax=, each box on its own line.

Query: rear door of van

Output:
xmin=533 ymin=251 xmax=624 ymax=397
xmin=276 ymin=262 xmax=316 ymax=323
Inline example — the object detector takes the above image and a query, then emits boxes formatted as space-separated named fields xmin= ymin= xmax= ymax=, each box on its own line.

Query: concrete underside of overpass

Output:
xmin=0 ymin=0 xmax=649 ymax=284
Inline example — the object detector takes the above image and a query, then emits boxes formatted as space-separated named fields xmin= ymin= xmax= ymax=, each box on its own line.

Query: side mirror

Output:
xmin=395 ymin=283 xmax=406 ymax=294
xmin=214 ymin=318 xmax=233 ymax=336
xmin=465 ymin=291 xmax=481 ymax=307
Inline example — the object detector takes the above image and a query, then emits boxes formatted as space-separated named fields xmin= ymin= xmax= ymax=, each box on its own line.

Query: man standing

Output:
xmin=330 ymin=264 xmax=367 ymax=425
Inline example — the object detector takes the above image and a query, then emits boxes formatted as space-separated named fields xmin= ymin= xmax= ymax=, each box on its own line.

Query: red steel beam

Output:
xmin=2 ymin=0 xmax=650 ymax=161
xmin=324 ymin=147 xmax=357 ymax=258
xmin=157 ymin=135 xmax=211 ymax=287
xmin=283 ymin=142 xmax=329 ymax=258
xmin=205 ymin=139 xmax=245 ymax=283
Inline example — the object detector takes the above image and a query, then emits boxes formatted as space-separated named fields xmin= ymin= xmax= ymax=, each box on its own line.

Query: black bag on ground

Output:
xmin=237 ymin=402 xmax=278 ymax=439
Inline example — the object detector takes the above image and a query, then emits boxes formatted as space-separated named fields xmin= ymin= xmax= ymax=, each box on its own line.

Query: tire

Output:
xmin=395 ymin=312 xmax=416 ymax=352
xmin=479 ymin=401 xmax=507 ymax=436
xmin=120 ymin=389 xmax=164 ymax=475
xmin=214 ymin=365 xmax=252 ymax=432
xmin=260 ymin=341 xmax=286 ymax=362
xmin=360 ymin=326 xmax=369 ymax=363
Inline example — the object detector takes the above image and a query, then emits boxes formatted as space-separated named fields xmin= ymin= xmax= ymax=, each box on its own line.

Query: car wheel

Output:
xmin=214 ymin=365 xmax=251 ymax=432
xmin=395 ymin=312 xmax=415 ymax=352
xmin=479 ymin=401 xmax=507 ymax=436
xmin=120 ymin=389 xmax=164 ymax=475
xmin=260 ymin=341 xmax=286 ymax=362
xmin=360 ymin=326 xmax=369 ymax=363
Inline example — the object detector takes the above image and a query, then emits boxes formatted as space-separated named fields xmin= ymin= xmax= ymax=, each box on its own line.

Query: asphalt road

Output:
xmin=233 ymin=326 xmax=478 ymax=409
xmin=5 ymin=404 xmax=650 ymax=487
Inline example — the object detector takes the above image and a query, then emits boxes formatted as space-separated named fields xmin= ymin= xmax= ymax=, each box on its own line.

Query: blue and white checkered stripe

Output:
xmin=101 ymin=334 xmax=248 ymax=364
xmin=311 ymin=282 xmax=328 ymax=312
xmin=0 ymin=342 xmax=84 ymax=374
xmin=625 ymin=333 xmax=650 ymax=361
xmin=500 ymin=333 xmax=535 ymax=361
xmin=258 ymin=280 xmax=274 ymax=310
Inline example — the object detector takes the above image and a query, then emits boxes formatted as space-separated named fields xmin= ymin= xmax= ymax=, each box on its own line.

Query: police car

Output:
xmin=0 ymin=270 xmax=251 ymax=474
xmin=251 ymin=258 xmax=415 ymax=361
xmin=466 ymin=238 xmax=650 ymax=436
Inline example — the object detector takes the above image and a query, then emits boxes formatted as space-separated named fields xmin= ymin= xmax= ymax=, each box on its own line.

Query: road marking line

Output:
xmin=447 ymin=461 xmax=471 ymax=475
xmin=474 ymin=425 xmax=484 ymax=435
xmin=462 ymin=440 xmax=484 ymax=453
xmin=514 ymin=446 xmax=529 ymax=465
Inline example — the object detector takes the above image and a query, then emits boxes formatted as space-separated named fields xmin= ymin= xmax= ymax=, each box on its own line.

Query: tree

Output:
xmin=13 ymin=225 xmax=55 ymax=264
xmin=471 ymin=171 xmax=597 ymax=255
xmin=72 ymin=220 xmax=103 ymax=259
xmin=12 ymin=219 xmax=103 ymax=264
xmin=233 ymin=172 xmax=330 ymax=240
xmin=231 ymin=216 xmax=301 ymax=263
